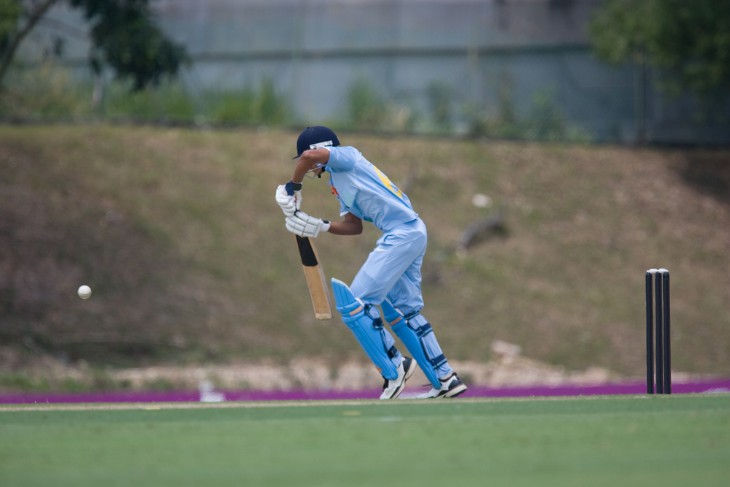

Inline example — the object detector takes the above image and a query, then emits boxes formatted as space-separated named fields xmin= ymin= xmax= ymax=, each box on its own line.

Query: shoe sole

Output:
xmin=428 ymin=378 xmax=468 ymax=399
xmin=416 ymin=376 xmax=468 ymax=399
xmin=442 ymin=383 xmax=467 ymax=398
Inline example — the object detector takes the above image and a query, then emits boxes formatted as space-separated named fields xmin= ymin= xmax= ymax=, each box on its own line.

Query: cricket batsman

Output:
xmin=276 ymin=126 xmax=467 ymax=399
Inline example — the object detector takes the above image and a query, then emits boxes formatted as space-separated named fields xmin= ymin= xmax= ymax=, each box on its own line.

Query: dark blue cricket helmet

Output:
xmin=294 ymin=126 xmax=340 ymax=158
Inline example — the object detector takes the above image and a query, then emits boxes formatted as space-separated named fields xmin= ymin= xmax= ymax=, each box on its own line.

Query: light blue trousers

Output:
xmin=349 ymin=218 xmax=453 ymax=382
xmin=350 ymin=218 xmax=426 ymax=315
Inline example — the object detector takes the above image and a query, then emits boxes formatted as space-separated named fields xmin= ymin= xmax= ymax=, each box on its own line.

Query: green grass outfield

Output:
xmin=1 ymin=395 xmax=729 ymax=487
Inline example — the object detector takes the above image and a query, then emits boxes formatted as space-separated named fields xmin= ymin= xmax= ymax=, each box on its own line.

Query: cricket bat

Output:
xmin=295 ymin=235 xmax=332 ymax=320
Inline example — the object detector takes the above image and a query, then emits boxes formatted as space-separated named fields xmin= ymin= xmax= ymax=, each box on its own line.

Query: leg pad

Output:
xmin=331 ymin=278 xmax=400 ymax=380
xmin=382 ymin=300 xmax=448 ymax=388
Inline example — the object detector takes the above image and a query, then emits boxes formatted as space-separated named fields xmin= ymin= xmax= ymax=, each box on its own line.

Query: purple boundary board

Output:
xmin=1 ymin=379 xmax=729 ymax=405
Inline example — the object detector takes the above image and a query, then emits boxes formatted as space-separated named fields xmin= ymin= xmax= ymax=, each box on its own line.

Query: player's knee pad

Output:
xmin=382 ymin=300 xmax=448 ymax=389
xmin=331 ymin=278 xmax=400 ymax=380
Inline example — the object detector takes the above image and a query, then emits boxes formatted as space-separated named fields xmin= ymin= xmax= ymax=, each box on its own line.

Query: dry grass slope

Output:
xmin=1 ymin=124 xmax=729 ymax=387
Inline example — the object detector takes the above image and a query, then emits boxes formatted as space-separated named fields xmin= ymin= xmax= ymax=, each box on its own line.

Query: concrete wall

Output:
xmin=21 ymin=0 xmax=730 ymax=144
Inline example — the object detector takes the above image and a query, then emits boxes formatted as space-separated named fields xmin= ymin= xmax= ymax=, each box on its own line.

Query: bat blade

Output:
xmin=295 ymin=235 xmax=332 ymax=320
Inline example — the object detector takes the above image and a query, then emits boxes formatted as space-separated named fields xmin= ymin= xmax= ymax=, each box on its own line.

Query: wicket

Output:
xmin=645 ymin=268 xmax=671 ymax=394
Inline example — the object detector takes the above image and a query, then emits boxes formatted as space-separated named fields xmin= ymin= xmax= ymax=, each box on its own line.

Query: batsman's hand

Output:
xmin=285 ymin=211 xmax=330 ymax=238
xmin=275 ymin=184 xmax=301 ymax=217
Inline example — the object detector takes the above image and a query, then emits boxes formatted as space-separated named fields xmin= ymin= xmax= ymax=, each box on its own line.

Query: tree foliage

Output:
xmin=0 ymin=0 xmax=188 ymax=90
xmin=589 ymin=0 xmax=730 ymax=97
xmin=0 ymin=0 xmax=23 ymax=52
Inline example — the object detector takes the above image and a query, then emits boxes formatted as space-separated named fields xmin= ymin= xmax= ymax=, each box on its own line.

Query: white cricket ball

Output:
xmin=78 ymin=285 xmax=92 ymax=300
xmin=471 ymin=193 xmax=492 ymax=208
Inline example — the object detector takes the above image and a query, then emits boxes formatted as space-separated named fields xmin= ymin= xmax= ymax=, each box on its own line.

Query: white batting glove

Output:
xmin=275 ymin=184 xmax=300 ymax=217
xmin=285 ymin=211 xmax=330 ymax=238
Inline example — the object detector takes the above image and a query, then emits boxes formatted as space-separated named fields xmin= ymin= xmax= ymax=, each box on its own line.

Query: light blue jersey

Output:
xmin=324 ymin=146 xmax=425 ymax=313
xmin=325 ymin=147 xmax=418 ymax=233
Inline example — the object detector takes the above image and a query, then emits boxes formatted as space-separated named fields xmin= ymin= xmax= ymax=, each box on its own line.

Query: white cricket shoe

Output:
xmin=417 ymin=372 xmax=468 ymax=399
xmin=380 ymin=357 xmax=416 ymax=400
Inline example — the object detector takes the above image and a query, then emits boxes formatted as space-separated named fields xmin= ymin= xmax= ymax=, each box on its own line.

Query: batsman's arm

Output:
xmin=327 ymin=212 xmax=362 ymax=236
xmin=291 ymin=148 xmax=331 ymax=183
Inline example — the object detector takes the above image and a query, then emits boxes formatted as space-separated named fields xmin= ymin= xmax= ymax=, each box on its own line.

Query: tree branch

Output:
xmin=0 ymin=0 xmax=60 ymax=89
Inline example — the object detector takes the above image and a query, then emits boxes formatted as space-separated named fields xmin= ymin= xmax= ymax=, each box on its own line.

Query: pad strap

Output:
xmin=410 ymin=321 xmax=446 ymax=368
xmin=372 ymin=317 xmax=399 ymax=359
